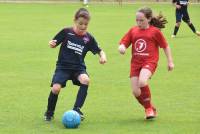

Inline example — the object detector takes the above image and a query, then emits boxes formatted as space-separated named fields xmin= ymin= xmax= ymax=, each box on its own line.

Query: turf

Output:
xmin=0 ymin=2 xmax=200 ymax=134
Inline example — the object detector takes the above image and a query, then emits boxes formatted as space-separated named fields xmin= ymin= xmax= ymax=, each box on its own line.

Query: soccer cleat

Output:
xmin=44 ymin=111 xmax=54 ymax=121
xmin=145 ymin=107 xmax=156 ymax=120
xmin=171 ymin=34 xmax=176 ymax=38
xmin=73 ymin=107 xmax=85 ymax=121
xmin=196 ymin=31 xmax=200 ymax=36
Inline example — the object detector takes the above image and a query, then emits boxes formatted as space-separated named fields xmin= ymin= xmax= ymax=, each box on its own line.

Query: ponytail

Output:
xmin=150 ymin=13 xmax=168 ymax=29
xmin=138 ymin=7 xmax=168 ymax=29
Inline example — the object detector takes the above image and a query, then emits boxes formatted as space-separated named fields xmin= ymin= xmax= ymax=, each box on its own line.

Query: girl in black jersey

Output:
xmin=172 ymin=0 xmax=200 ymax=37
xmin=44 ymin=8 xmax=107 ymax=121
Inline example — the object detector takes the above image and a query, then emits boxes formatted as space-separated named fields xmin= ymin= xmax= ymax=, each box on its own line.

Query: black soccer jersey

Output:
xmin=173 ymin=0 xmax=188 ymax=9
xmin=173 ymin=0 xmax=188 ymax=5
xmin=53 ymin=27 xmax=101 ymax=70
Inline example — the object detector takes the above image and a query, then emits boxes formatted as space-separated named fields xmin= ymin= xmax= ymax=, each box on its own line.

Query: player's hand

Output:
xmin=118 ymin=45 xmax=126 ymax=55
xmin=49 ymin=40 xmax=57 ymax=48
xmin=168 ymin=62 xmax=174 ymax=71
xmin=176 ymin=5 xmax=181 ymax=9
xmin=99 ymin=52 xmax=107 ymax=64
xmin=99 ymin=57 xmax=107 ymax=64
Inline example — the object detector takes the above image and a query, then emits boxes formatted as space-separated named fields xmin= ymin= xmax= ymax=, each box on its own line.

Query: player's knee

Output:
xmin=187 ymin=22 xmax=191 ymax=25
xmin=138 ymin=79 xmax=147 ymax=88
xmin=81 ymin=77 xmax=90 ymax=85
xmin=52 ymin=84 xmax=61 ymax=94
xmin=132 ymin=89 xmax=141 ymax=97
xmin=176 ymin=23 xmax=181 ymax=27
xmin=79 ymin=74 xmax=90 ymax=85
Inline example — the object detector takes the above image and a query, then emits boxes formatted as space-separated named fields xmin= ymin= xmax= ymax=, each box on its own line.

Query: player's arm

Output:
xmin=49 ymin=40 xmax=57 ymax=48
xmin=98 ymin=50 xmax=107 ymax=64
xmin=118 ymin=28 xmax=132 ymax=55
xmin=172 ymin=0 xmax=181 ymax=9
xmin=163 ymin=46 xmax=174 ymax=71
xmin=88 ymin=36 xmax=107 ymax=64
xmin=154 ymin=29 xmax=174 ymax=71
xmin=49 ymin=29 xmax=66 ymax=48
xmin=172 ymin=0 xmax=176 ymax=5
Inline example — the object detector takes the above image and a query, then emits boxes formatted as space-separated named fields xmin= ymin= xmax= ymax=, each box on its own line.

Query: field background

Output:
xmin=0 ymin=2 xmax=200 ymax=134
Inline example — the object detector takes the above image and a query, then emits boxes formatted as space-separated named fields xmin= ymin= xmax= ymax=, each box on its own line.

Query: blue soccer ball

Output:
xmin=62 ymin=110 xmax=81 ymax=128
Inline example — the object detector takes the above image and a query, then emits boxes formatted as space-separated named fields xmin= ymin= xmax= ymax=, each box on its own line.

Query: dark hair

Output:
xmin=138 ymin=7 xmax=167 ymax=29
xmin=74 ymin=8 xmax=90 ymax=20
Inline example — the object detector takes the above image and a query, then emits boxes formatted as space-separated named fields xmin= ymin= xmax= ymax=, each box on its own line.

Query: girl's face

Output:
xmin=74 ymin=17 xmax=89 ymax=35
xmin=136 ymin=12 xmax=150 ymax=29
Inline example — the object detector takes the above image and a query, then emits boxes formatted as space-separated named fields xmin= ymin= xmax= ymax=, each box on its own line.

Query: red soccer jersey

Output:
xmin=120 ymin=26 xmax=168 ymax=64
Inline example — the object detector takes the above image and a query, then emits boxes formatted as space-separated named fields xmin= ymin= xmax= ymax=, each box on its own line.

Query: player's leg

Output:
xmin=138 ymin=68 xmax=152 ymax=109
xmin=172 ymin=22 xmax=181 ymax=37
xmin=172 ymin=11 xmax=182 ymax=37
xmin=130 ymin=65 xmax=145 ymax=107
xmin=44 ymin=69 xmax=69 ymax=121
xmin=44 ymin=84 xmax=61 ymax=121
xmin=183 ymin=11 xmax=200 ymax=36
xmin=131 ymin=77 xmax=140 ymax=98
xmin=131 ymin=75 xmax=155 ymax=119
xmin=138 ymin=68 xmax=156 ymax=119
xmin=73 ymin=72 xmax=90 ymax=120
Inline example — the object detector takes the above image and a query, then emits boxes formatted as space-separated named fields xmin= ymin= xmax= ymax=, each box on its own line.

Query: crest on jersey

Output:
xmin=134 ymin=39 xmax=147 ymax=52
xmin=83 ymin=36 xmax=90 ymax=44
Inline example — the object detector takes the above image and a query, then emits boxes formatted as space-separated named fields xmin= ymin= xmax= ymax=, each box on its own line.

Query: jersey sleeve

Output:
xmin=154 ymin=29 xmax=168 ymax=48
xmin=53 ymin=28 xmax=66 ymax=45
xmin=88 ymin=36 xmax=101 ymax=55
xmin=119 ymin=28 xmax=132 ymax=48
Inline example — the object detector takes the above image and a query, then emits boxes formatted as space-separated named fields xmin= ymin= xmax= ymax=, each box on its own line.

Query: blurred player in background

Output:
xmin=172 ymin=0 xmax=200 ymax=37
xmin=83 ymin=0 xmax=89 ymax=7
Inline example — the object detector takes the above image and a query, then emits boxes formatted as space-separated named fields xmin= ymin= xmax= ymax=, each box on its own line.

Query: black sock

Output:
xmin=47 ymin=91 xmax=58 ymax=114
xmin=173 ymin=26 xmax=179 ymax=35
xmin=188 ymin=23 xmax=196 ymax=33
xmin=73 ymin=84 xmax=88 ymax=109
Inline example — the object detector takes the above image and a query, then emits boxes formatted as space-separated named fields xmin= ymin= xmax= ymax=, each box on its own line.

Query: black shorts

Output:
xmin=176 ymin=9 xmax=190 ymax=23
xmin=50 ymin=69 xmax=88 ymax=87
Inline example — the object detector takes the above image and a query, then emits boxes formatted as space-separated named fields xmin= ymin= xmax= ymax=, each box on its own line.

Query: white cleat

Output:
xmin=196 ymin=31 xmax=200 ymax=36
xmin=171 ymin=35 xmax=176 ymax=38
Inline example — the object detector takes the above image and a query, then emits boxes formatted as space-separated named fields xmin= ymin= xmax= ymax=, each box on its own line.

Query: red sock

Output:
xmin=136 ymin=85 xmax=151 ymax=109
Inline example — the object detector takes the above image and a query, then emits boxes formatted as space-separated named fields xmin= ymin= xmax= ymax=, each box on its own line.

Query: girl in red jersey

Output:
xmin=118 ymin=7 xmax=174 ymax=119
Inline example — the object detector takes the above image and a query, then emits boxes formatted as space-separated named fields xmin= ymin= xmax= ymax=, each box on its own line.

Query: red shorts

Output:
xmin=130 ymin=62 xmax=157 ymax=77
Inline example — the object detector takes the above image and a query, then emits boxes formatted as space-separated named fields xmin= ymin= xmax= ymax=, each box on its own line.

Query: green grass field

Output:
xmin=0 ymin=2 xmax=200 ymax=134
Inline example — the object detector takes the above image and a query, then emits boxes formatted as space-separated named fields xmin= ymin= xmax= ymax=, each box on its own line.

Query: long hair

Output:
xmin=138 ymin=7 xmax=168 ymax=29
